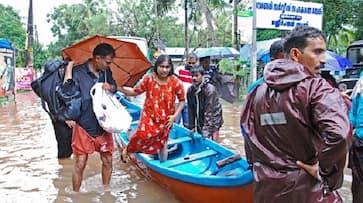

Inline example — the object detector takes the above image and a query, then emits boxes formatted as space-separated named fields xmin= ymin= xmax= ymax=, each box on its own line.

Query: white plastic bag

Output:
xmin=90 ymin=83 xmax=132 ymax=133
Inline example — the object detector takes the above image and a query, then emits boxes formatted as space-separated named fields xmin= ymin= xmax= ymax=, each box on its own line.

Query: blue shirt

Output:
xmin=349 ymin=72 xmax=363 ymax=140
xmin=66 ymin=62 xmax=117 ymax=137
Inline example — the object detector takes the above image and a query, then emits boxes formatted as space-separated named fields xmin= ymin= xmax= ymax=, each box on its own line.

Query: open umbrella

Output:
xmin=194 ymin=47 xmax=239 ymax=59
xmin=239 ymin=38 xmax=282 ymax=62
xmin=322 ymin=50 xmax=353 ymax=71
xmin=62 ymin=35 xmax=152 ymax=87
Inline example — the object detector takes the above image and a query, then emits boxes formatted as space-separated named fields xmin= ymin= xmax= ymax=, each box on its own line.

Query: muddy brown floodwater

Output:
xmin=0 ymin=92 xmax=352 ymax=202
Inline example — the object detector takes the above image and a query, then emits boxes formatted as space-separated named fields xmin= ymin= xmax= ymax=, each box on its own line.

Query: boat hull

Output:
xmin=147 ymin=165 xmax=253 ymax=203
xmin=128 ymin=154 xmax=253 ymax=203
xmin=116 ymin=94 xmax=254 ymax=203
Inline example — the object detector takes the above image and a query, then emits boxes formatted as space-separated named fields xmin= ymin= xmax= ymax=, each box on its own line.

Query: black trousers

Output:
xmin=349 ymin=137 xmax=363 ymax=203
xmin=352 ymin=174 xmax=363 ymax=203
xmin=52 ymin=120 xmax=73 ymax=159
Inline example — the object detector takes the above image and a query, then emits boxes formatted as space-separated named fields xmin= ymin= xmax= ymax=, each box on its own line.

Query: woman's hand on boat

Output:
xmin=166 ymin=114 xmax=177 ymax=129
xmin=65 ymin=120 xmax=76 ymax=128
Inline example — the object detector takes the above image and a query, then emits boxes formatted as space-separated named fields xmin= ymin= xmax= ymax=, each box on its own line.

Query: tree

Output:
xmin=46 ymin=0 xmax=111 ymax=58
xmin=111 ymin=0 xmax=184 ymax=50
xmin=33 ymin=41 xmax=50 ymax=69
xmin=199 ymin=0 xmax=218 ymax=46
xmin=185 ymin=0 xmax=231 ymax=47
xmin=257 ymin=29 xmax=283 ymax=41
xmin=353 ymin=0 xmax=363 ymax=40
xmin=327 ymin=26 xmax=355 ymax=54
xmin=215 ymin=11 xmax=233 ymax=47
xmin=0 ymin=4 xmax=27 ymax=66
xmin=306 ymin=0 xmax=355 ymax=52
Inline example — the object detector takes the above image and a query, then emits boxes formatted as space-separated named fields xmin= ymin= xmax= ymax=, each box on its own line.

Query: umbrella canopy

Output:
xmin=322 ymin=50 xmax=353 ymax=71
xmin=62 ymin=35 xmax=152 ymax=87
xmin=240 ymin=38 xmax=282 ymax=62
xmin=194 ymin=47 xmax=239 ymax=59
xmin=258 ymin=50 xmax=271 ymax=63
xmin=0 ymin=38 xmax=15 ymax=50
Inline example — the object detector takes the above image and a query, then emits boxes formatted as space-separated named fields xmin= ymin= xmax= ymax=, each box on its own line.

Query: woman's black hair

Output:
xmin=153 ymin=54 xmax=174 ymax=76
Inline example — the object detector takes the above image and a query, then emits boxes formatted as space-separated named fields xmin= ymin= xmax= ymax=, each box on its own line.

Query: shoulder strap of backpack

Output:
xmin=36 ymin=76 xmax=54 ymax=119
xmin=38 ymin=61 xmax=64 ymax=120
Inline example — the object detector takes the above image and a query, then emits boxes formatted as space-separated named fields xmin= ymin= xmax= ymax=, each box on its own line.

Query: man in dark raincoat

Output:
xmin=240 ymin=26 xmax=351 ymax=202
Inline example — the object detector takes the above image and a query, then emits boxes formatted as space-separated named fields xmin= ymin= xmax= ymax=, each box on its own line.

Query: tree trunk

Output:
xmin=199 ymin=0 xmax=218 ymax=47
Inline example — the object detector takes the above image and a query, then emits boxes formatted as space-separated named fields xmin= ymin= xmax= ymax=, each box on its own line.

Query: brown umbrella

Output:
xmin=61 ymin=35 xmax=152 ymax=87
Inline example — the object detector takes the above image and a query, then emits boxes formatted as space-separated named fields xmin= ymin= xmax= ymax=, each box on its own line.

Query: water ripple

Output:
xmin=0 ymin=93 xmax=352 ymax=202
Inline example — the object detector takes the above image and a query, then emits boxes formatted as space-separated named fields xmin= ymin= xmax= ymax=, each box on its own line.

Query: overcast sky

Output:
xmin=0 ymin=0 xmax=82 ymax=46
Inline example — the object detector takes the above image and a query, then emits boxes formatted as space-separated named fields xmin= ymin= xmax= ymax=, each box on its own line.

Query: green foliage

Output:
xmin=306 ymin=0 xmax=356 ymax=52
xmin=313 ymin=0 xmax=354 ymax=36
xmin=185 ymin=0 xmax=233 ymax=47
xmin=33 ymin=42 xmax=50 ymax=69
xmin=256 ymin=29 xmax=283 ymax=41
xmin=353 ymin=0 xmax=363 ymax=40
xmin=219 ymin=58 xmax=236 ymax=74
xmin=215 ymin=10 xmax=233 ymax=47
xmin=110 ymin=0 xmax=156 ymax=39
xmin=112 ymin=0 xmax=184 ymax=49
xmin=46 ymin=0 xmax=111 ymax=58
xmin=327 ymin=26 xmax=355 ymax=55
xmin=218 ymin=58 xmax=249 ymax=78
xmin=159 ymin=18 xmax=185 ymax=47
xmin=0 ymin=4 xmax=27 ymax=66
xmin=40 ymin=0 xmax=362 ymax=69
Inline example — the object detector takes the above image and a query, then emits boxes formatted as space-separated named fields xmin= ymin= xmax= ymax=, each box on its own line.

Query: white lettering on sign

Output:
xmin=255 ymin=0 xmax=323 ymax=30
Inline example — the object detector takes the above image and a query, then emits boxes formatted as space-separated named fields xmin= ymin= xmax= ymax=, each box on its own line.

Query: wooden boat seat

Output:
xmin=167 ymin=136 xmax=192 ymax=146
xmin=162 ymin=149 xmax=218 ymax=168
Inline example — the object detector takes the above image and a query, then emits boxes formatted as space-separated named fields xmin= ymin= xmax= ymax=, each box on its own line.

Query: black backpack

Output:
xmin=31 ymin=60 xmax=81 ymax=122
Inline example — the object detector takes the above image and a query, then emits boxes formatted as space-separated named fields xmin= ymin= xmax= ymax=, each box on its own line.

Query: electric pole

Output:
xmin=26 ymin=0 xmax=33 ymax=68
xmin=233 ymin=0 xmax=239 ymax=50
xmin=251 ymin=0 xmax=257 ymax=82
xmin=184 ymin=0 xmax=189 ymax=59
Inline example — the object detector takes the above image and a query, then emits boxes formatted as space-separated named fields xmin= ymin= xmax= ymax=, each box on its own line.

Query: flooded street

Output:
xmin=0 ymin=92 xmax=353 ymax=202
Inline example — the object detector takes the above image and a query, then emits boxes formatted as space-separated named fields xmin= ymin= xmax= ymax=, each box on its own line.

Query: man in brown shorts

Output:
xmin=63 ymin=43 xmax=117 ymax=192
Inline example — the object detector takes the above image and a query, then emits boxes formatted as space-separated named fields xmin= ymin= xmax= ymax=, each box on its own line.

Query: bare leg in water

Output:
xmin=72 ymin=154 xmax=88 ymax=192
xmin=100 ymin=152 xmax=113 ymax=185
xmin=121 ymin=147 xmax=128 ymax=163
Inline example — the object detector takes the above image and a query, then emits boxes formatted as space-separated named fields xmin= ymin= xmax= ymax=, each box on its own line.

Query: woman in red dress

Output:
xmin=118 ymin=54 xmax=185 ymax=162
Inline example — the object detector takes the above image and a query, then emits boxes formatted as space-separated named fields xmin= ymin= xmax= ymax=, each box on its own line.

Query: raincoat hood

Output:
xmin=264 ymin=59 xmax=312 ymax=91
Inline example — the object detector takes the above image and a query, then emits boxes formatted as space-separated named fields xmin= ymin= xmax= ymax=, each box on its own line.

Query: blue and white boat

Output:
xmin=116 ymin=95 xmax=253 ymax=203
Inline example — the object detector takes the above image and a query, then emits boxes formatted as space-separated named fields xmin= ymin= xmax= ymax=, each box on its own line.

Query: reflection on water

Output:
xmin=0 ymin=92 xmax=59 ymax=202
xmin=0 ymin=92 xmax=178 ymax=203
xmin=0 ymin=92 xmax=352 ymax=202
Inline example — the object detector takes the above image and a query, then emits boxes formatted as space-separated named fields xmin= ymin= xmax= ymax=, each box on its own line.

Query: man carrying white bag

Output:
xmin=62 ymin=43 xmax=131 ymax=192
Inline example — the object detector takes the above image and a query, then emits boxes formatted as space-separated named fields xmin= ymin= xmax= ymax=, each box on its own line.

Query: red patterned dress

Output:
xmin=126 ymin=73 xmax=185 ymax=154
